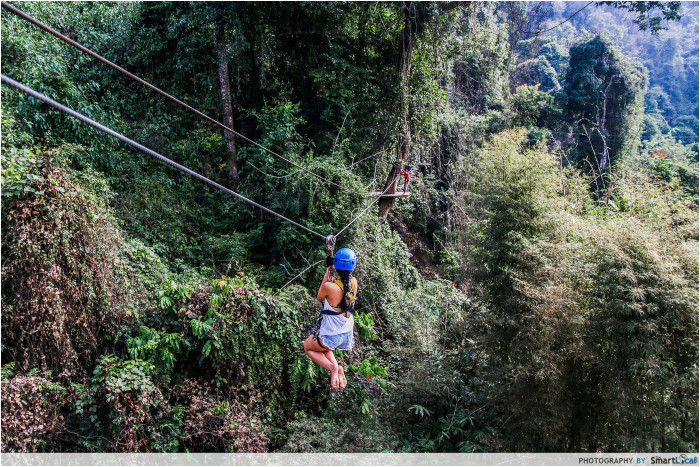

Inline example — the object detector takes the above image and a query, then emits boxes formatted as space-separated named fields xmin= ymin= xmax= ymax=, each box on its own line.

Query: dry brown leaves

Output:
xmin=0 ymin=376 xmax=70 ymax=452
xmin=170 ymin=379 xmax=270 ymax=453
xmin=2 ymin=160 xmax=136 ymax=382
xmin=111 ymin=387 xmax=169 ymax=452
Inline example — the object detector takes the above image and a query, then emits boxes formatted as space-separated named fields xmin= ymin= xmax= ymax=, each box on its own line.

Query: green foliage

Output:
xmin=600 ymin=1 xmax=682 ymax=34
xmin=1 ymin=147 xmax=47 ymax=198
xmin=348 ymin=357 xmax=387 ymax=384
xmin=544 ymin=2 xmax=695 ymax=148
xmin=440 ymin=126 xmax=698 ymax=451
xmin=1 ymin=2 xmax=137 ymax=148
xmin=157 ymin=280 xmax=194 ymax=316
xmin=1 ymin=362 xmax=17 ymax=382
xmin=564 ymin=214 xmax=698 ymax=451
xmin=127 ymin=326 xmax=190 ymax=377
xmin=352 ymin=219 xmax=420 ymax=300
xmin=178 ymin=275 xmax=304 ymax=424
xmin=408 ymin=11 xmax=455 ymax=145
xmin=354 ymin=312 xmax=377 ymax=340
xmin=615 ymin=163 xmax=698 ymax=243
xmin=280 ymin=415 xmax=399 ymax=453
xmin=388 ymin=336 xmax=500 ymax=453
xmin=451 ymin=4 xmax=510 ymax=114
xmin=289 ymin=354 xmax=319 ymax=394
xmin=1 ymin=0 xmax=696 ymax=454
xmin=91 ymin=355 xmax=158 ymax=396
xmin=513 ymin=37 xmax=569 ymax=92
xmin=507 ymin=84 xmax=561 ymax=134
xmin=461 ymin=129 xmax=561 ymax=288
xmin=440 ymin=129 xmax=570 ymax=450
xmin=74 ymin=355 xmax=183 ymax=452
xmin=563 ymin=35 xmax=648 ymax=175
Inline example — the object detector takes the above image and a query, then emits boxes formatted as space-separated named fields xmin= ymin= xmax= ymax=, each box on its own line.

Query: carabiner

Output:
xmin=325 ymin=235 xmax=336 ymax=255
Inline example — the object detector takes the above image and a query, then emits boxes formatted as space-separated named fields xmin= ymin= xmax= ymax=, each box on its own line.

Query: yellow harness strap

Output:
xmin=334 ymin=279 xmax=356 ymax=306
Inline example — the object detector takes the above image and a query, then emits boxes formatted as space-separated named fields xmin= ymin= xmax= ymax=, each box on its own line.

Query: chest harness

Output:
xmin=321 ymin=279 xmax=356 ymax=315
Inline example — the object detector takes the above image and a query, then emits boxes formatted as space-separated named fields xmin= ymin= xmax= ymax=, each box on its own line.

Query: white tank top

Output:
xmin=319 ymin=298 xmax=354 ymax=336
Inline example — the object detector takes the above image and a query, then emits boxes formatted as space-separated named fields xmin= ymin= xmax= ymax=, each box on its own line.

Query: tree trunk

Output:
xmin=378 ymin=5 xmax=416 ymax=219
xmin=377 ymin=2 xmax=460 ymax=219
xmin=216 ymin=23 xmax=239 ymax=185
xmin=598 ymin=77 xmax=614 ymax=170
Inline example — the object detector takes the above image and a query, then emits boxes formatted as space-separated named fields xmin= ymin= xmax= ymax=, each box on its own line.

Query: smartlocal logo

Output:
xmin=647 ymin=455 xmax=698 ymax=465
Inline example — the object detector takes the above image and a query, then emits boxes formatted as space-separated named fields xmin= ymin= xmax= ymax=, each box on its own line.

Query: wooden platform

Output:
xmin=368 ymin=191 xmax=411 ymax=198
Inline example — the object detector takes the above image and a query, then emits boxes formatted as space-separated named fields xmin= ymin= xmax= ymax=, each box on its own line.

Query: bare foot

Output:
xmin=338 ymin=366 xmax=347 ymax=389
xmin=330 ymin=364 xmax=340 ymax=389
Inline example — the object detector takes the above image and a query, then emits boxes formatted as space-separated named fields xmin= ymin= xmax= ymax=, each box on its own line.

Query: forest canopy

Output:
xmin=1 ymin=1 xmax=697 ymax=454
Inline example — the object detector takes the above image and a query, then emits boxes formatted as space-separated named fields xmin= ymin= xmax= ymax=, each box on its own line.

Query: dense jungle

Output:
xmin=1 ymin=1 xmax=698 ymax=453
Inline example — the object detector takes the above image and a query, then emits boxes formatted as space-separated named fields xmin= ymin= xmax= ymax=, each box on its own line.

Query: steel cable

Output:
xmin=1 ymin=74 xmax=328 ymax=240
xmin=276 ymin=259 xmax=325 ymax=293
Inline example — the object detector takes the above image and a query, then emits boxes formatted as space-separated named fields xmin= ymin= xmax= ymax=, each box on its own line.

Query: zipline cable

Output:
xmin=349 ymin=150 xmax=387 ymax=167
xmin=0 ymin=1 xmax=351 ymax=193
xmin=1 ymin=74 xmax=328 ymax=241
xmin=276 ymin=259 xmax=325 ymax=294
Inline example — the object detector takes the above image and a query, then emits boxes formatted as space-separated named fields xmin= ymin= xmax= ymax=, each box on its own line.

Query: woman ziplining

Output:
xmin=304 ymin=248 xmax=358 ymax=389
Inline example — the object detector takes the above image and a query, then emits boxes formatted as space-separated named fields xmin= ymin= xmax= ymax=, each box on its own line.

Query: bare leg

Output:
xmin=324 ymin=350 xmax=344 ymax=389
xmin=337 ymin=365 xmax=347 ymax=388
xmin=324 ymin=350 xmax=338 ymax=367
xmin=304 ymin=335 xmax=339 ymax=388
xmin=323 ymin=351 xmax=346 ymax=388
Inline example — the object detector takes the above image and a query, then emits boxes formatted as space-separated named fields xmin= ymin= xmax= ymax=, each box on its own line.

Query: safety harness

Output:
xmin=320 ymin=279 xmax=356 ymax=316
xmin=310 ymin=278 xmax=356 ymax=348
xmin=311 ymin=238 xmax=356 ymax=347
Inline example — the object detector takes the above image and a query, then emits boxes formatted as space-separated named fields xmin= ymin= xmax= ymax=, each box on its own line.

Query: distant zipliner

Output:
xmin=304 ymin=248 xmax=358 ymax=389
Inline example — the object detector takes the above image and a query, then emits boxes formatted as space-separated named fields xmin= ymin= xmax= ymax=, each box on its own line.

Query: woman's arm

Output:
xmin=316 ymin=267 xmax=334 ymax=302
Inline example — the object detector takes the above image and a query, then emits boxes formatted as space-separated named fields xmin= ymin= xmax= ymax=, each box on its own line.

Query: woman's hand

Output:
xmin=324 ymin=266 xmax=335 ymax=283
xmin=318 ymin=267 xmax=335 ymax=300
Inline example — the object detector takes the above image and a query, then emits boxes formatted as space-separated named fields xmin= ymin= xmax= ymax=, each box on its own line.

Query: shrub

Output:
xmin=154 ymin=274 xmax=307 ymax=423
xmin=346 ymin=219 xmax=421 ymax=346
xmin=1 ymin=374 xmax=69 ymax=452
xmin=565 ymin=215 xmax=699 ymax=451
xmin=1 ymin=154 xmax=140 ymax=381
xmin=279 ymin=414 xmax=399 ymax=453
xmin=169 ymin=379 xmax=270 ymax=452
xmin=74 ymin=355 xmax=180 ymax=452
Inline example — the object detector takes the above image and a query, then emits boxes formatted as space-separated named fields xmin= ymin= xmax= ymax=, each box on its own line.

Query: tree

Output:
xmin=512 ymin=37 xmax=568 ymax=93
xmin=563 ymin=35 xmax=647 ymax=177
xmin=599 ymin=1 xmax=682 ymax=34
xmin=215 ymin=14 xmax=238 ymax=185
xmin=377 ymin=2 xmax=462 ymax=219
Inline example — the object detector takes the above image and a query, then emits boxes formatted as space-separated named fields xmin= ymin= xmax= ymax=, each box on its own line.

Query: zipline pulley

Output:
xmin=326 ymin=235 xmax=336 ymax=256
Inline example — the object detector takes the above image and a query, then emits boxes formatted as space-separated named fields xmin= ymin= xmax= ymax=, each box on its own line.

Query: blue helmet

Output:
xmin=334 ymin=248 xmax=357 ymax=271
